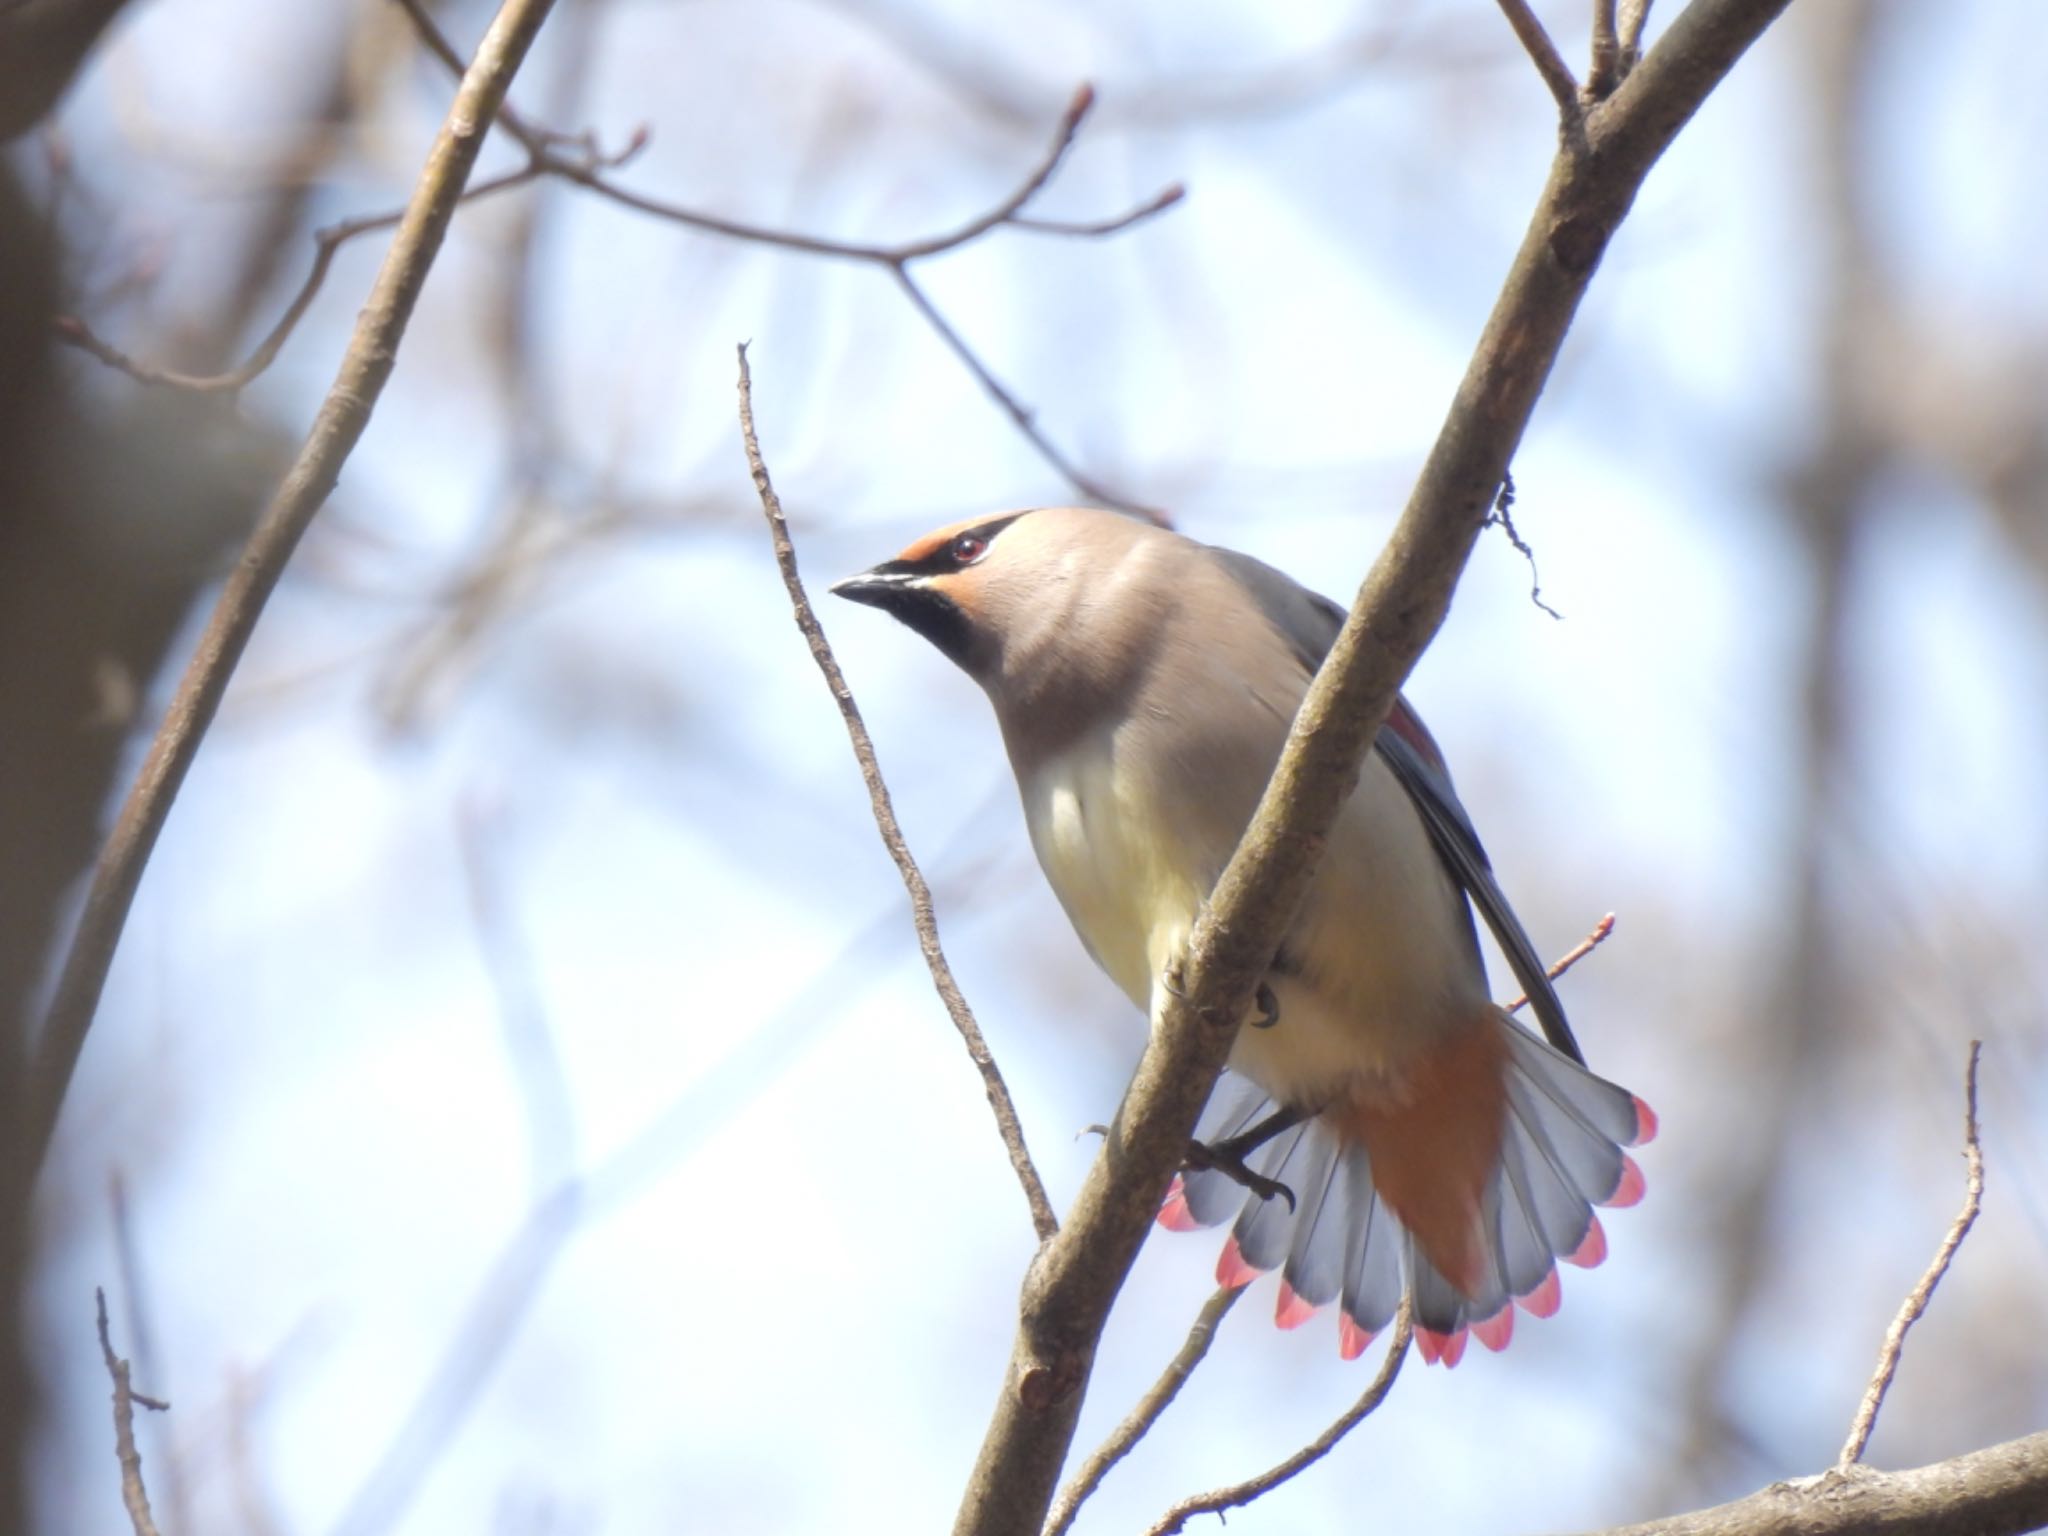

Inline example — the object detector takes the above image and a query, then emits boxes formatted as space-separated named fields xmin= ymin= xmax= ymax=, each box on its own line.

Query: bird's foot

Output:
xmin=1183 ymin=1136 xmax=1296 ymax=1213
xmin=1182 ymin=1102 xmax=1309 ymax=1210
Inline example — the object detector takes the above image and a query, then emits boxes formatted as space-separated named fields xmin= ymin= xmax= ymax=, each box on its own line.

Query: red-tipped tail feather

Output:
xmin=1159 ymin=1008 xmax=1653 ymax=1365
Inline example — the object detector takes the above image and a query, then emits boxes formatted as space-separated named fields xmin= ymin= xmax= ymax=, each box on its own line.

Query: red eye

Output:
xmin=950 ymin=532 xmax=989 ymax=564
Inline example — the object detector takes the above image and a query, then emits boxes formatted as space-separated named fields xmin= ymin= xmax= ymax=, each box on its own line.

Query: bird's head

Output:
xmin=832 ymin=506 xmax=1180 ymax=754
xmin=828 ymin=510 xmax=1032 ymax=678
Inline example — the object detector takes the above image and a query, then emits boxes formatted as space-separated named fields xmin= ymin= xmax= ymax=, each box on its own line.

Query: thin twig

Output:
xmin=1007 ymin=182 xmax=1185 ymax=238
xmin=27 ymin=0 xmax=561 ymax=1181
xmin=1838 ymin=1040 xmax=1986 ymax=1467
xmin=735 ymin=343 xmax=1060 ymax=1243
xmin=1619 ymin=0 xmax=1655 ymax=70
xmin=1144 ymin=1304 xmax=1415 ymax=1536
xmin=1043 ymin=1287 xmax=1245 ymax=1536
xmin=403 ymin=3 xmax=1161 ymax=268
xmin=888 ymin=83 xmax=1101 ymax=260
xmin=388 ymin=0 xmax=1171 ymax=518
xmin=1505 ymin=912 xmax=1615 ymax=1014
xmin=1590 ymin=0 xmax=1622 ymax=98
xmin=96 ymin=1287 xmax=167 ymax=1536
xmin=1487 ymin=469 xmax=1563 ymax=620
xmin=891 ymin=265 xmax=1164 ymax=522
xmin=1493 ymin=0 xmax=1584 ymax=123
xmin=391 ymin=0 xmax=551 ymax=154
xmin=52 ymin=161 xmax=606 ymax=393
xmin=110 ymin=1174 xmax=189 ymax=1534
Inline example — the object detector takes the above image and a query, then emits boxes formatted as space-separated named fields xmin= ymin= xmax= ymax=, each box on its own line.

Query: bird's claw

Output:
xmin=1183 ymin=1136 xmax=1297 ymax=1213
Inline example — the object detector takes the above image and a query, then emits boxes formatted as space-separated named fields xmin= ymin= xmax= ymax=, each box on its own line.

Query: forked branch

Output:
xmin=1145 ymin=1305 xmax=1414 ymax=1536
xmin=1838 ymin=1040 xmax=1985 ymax=1467
xmin=1042 ymin=1287 xmax=1245 ymax=1536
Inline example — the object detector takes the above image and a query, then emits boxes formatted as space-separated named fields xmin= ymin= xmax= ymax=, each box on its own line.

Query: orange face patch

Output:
xmin=893 ymin=511 xmax=1027 ymax=566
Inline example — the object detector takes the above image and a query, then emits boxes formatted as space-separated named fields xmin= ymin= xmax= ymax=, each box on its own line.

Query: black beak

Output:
xmin=827 ymin=568 xmax=915 ymax=609
xmin=826 ymin=564 xmax=978 ymax=672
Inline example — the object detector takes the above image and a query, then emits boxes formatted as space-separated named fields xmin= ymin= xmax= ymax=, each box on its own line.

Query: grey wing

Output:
xmin=1373 ymin=729 xmax=1584 ymax=1063
xmin=1209 ymin=546 xmax=1586 ymax=1065
xmin=1209 ymin=547 xmax=1347 ymax=673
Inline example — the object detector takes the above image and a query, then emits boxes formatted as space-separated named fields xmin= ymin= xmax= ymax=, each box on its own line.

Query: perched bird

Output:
xmin=832 ymin=506 xmax=1653 ymax=1366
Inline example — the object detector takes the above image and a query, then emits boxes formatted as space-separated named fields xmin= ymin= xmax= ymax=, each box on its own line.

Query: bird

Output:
xmin=830 ymin=505 xmax=1654 ymax=1367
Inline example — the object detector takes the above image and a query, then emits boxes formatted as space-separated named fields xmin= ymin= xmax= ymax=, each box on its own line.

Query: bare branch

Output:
xmin=950 ymin=4 xmax=1795 ymax=1532
xmin=735 ymin=343 xmax=1060 ymax=1244
xmin=389 ymin=0 xmax=554 ymax=155
xmin=888 ymin=83 xmax=1101 ymax=259
xmin=69 ymin=0 xmax=1185 ymax=525
xmin=1042 ymin=1286 xmax=1245 ymax=1536
xmin=1493 ymin=0 xmax=1584 ymax=123
xmin=52 ymin=161 xmax=574 ymax=392
xmin=27 ymin=0 xmax=561 ymax=1180
xmin=1590 ymin=0 xmax=1623 ymax=97
xmin=1619 ymin=0 xmax=1655 ymax=69
xmin=1505 ymin=912 xmax=1616 ymax=1014
xmin=402 ymin=8 xmax=1161 ymax=269
xmin=1145 ymin=1305 xmax=1414 ymax=1536
xmin=1839 ymin=1040 xmax=1986 ymax=1468
xmin=1574 ymin=1428 xmax=2048 ymax=1536
xmin=387 ymin=0 xmax=1176 ymax=516
xmin=891 ymin=266 xmax=1164 ymax=522
xmin=1007 ymin=182 xmax=1186 ymax=239
xmin=96 ymin=1287 xmax=166 ymax=1536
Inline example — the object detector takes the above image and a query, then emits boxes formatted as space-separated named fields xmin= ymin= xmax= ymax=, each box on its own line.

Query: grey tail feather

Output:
xmin=1175 ymin=1013 xmax=1651 ymax=1347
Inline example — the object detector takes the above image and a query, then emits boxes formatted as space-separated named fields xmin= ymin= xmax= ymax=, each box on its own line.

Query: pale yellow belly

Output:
xmin=1020 ymin=745 xmax=1200 ymax=1015
xmin=1020 ymin=735 xmax=1485 ymax=1112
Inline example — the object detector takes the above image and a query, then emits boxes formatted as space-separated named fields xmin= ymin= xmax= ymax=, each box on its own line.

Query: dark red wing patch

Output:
xmin=1384 ymin=695 xmax=1450 ymax=776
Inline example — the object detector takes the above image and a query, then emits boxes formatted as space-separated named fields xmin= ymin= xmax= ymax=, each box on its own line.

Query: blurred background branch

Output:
xmin=27 ymin=0 xmax=561 ymax=1189
xmin=4 ymin=0 xmax=2044 ymax=1532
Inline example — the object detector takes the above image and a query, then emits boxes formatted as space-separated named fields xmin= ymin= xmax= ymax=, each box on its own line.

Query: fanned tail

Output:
xmin=1162 ymin=1008 xmax=1654 ymax=1366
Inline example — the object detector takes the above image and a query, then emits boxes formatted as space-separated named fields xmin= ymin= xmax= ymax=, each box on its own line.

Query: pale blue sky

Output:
xmin=29 ymin=2 xmax=2048 ymax=1533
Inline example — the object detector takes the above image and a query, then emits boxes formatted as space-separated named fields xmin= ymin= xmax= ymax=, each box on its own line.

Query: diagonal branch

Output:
xmin=736 ymin=343 xmax=1059 ymax=1243
xmin=890 ymin=265 xmax=1156 ymax=519
xmin=949 ymin=4 xmax=1795 ymax=1533
xmin=1042 ymin=1286 xmax=1245 ymax=1536
xmin=1494 ymin=0 xmax=1585 ymax=122
xmin=25 ymin=0 xmax=561 ymax=1181
xmin=1838 ymin=1039 xmax=1986 ymax=1468
xmin=1144 ymin=1305 xmax=1414 ymax=1536
xmin=1504 ymin=911 xmax=1615 ymax=1013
